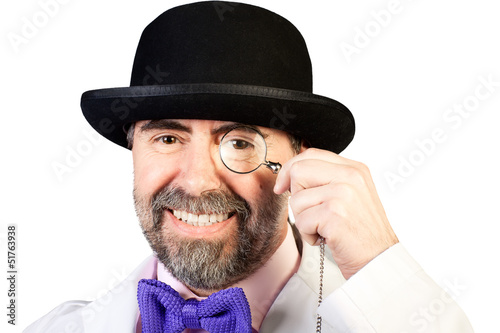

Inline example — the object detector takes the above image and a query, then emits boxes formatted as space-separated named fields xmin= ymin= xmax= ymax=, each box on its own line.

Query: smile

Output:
xmin=170 ymin=209 xmax=234 ymax=227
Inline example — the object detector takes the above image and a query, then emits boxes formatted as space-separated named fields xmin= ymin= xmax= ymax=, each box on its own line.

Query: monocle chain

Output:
xmin=316 ymin=237 xmax=325 ymax=333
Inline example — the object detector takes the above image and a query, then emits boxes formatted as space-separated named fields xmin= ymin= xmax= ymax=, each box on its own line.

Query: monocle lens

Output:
xmin=219 ymin=127 xmax=267 ymax=174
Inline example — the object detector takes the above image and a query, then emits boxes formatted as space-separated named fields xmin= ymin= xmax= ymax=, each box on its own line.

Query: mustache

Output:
xmin=151 ymin=185 xmax=251 ymax=223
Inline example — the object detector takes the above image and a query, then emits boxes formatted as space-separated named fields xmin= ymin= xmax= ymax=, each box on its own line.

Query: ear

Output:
xmin=299 ymin=141 xmax=309 ymax=154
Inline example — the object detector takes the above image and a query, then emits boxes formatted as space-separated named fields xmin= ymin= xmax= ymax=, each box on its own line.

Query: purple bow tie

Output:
xmin=137 ymin=279 xmax=252 ymax=333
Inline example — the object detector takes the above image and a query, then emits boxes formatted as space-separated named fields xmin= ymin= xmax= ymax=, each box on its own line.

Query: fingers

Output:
xmin=274 ymin=148 xmax=365 ymax=195
xmin=290 ymin=183 xmax=353 ymax=246
xmin=274 ymin=148 xmax=398 ymax=278
xmin=292 ymin=200 xmax=333 ymax=246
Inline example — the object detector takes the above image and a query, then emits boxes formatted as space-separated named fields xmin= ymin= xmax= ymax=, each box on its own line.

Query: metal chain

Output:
xmin=316 ymin=237 xmax=325 ymax=333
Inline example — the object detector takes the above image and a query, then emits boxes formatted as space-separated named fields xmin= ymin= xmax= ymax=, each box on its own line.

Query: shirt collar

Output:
xmin=156 ymin=222 xmax=301 ymax=331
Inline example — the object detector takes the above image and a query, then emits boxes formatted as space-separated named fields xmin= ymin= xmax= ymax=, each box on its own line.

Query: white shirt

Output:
xmin=23 ymin=232 xmax=474 ymax=332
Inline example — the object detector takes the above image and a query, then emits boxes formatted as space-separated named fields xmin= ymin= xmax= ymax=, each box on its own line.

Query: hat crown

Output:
xmin=130 ymin=1 xmax=313 ymax=92
xmin=81 ymin=1 xmax=355 ymax=153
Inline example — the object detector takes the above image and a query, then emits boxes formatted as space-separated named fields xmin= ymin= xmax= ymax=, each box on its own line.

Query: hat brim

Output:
xmin=81 ymin=83 xmax=355 ymax=153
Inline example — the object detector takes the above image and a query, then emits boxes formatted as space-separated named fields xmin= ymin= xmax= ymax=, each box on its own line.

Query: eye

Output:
xmin=158 ymin=136 xmax=178 ymax=144
xmin=230 ymin=139 xmax=251 ymax=150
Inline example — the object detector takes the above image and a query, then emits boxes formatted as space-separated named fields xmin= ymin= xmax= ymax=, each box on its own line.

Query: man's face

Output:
xmin=132 ymin=119 xmax=297 ymax=294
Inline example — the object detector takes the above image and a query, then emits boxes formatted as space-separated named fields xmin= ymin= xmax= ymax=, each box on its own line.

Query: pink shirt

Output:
xmin=136 ymin=223 xmax=301 ymax=332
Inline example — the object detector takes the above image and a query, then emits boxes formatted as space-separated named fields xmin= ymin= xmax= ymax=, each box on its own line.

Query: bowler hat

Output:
xmin=81 ymin=1 xmax=355 ymax=153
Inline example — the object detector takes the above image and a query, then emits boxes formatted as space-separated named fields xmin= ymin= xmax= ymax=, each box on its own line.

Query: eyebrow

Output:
xmin=138 ymin=119 xmax=267 ymax=138
xmin=139 ymin=119 xmax=191 ymax=133
xmin=211 ymin=123 xmax=268 ymax=138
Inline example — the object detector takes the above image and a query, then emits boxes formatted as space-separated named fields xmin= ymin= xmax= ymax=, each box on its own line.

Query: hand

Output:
xmin=274 ymin=148 xmax=399 ymax=279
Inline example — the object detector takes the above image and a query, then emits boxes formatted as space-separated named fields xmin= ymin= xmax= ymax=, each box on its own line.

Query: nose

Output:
xmin=177 ymin=140 xmax=223 ymax=196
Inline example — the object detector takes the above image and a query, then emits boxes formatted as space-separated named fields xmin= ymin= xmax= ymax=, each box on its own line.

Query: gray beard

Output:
xmin=134 ymin=185 xmax=288 ymax=292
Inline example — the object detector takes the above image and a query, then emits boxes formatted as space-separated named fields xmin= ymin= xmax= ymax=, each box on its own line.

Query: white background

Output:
xmin=1 ymin=0 xmax=499 ymax=332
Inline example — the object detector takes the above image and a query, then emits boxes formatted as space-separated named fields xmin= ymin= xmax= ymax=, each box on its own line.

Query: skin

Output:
xmin=274 ymin=149 xmax=399 ymax=279
xmin=133 ymin=118 xmax=399 ymax=287
xmin=132 ymin=119 xmax=294 ymax=295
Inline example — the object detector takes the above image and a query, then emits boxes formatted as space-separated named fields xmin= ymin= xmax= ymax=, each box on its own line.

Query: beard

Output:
xmin=134 ymin=184 xmax=288 ymax=292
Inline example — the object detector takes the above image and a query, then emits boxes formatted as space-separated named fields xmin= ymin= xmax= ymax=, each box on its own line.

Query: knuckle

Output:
xmin=324 ymin=198 xmax=347 ymax=219
xmin=355 ymin=161 xmax=371 ymax=176
xmin=303 ymin=147 xmax=320 ymax=156
xmin=345 ymin=164 xmax=368 ymax=186
xmin=293 ymin=218 xmax=309 ymax=234
xmin=289 ymin=160 xmax=304 ymax=178
xmin=288 ymin=193 xmax=299 ymax=209
xmin=328 ymin=181 xmax=354 ymax=199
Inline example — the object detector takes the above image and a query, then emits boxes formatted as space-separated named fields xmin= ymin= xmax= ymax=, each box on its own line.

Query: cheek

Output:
xmin=228 ymin=172 xmax=277 ymax=207
xmin=132 ymin=150 xmax=180 ymax=195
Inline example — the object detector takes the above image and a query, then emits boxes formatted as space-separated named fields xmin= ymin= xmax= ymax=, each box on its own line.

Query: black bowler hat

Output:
xmin=81 ymin=1 xmax=355 ymax=153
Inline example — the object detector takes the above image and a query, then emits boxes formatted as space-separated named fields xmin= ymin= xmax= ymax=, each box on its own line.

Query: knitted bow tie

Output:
xmin=137 ymin=279 xmax=252 ymax=333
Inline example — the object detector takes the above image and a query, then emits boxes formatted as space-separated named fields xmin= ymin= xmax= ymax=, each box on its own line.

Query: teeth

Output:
xmin=172 ymin=210 xmax=230 ymax=227
xmin=187 ymin=213 xmax=198 ymax=224
xmin=198 ymin=214 xmax=209 ymax=226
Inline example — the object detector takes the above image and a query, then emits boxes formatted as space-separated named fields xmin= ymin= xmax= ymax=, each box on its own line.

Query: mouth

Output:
xmin=168 ymin=209 xmax=235 ymax=227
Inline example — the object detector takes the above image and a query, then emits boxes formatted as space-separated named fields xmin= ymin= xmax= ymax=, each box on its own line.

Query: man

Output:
xmin=25 ymin=1 xmax=473 ymax=332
